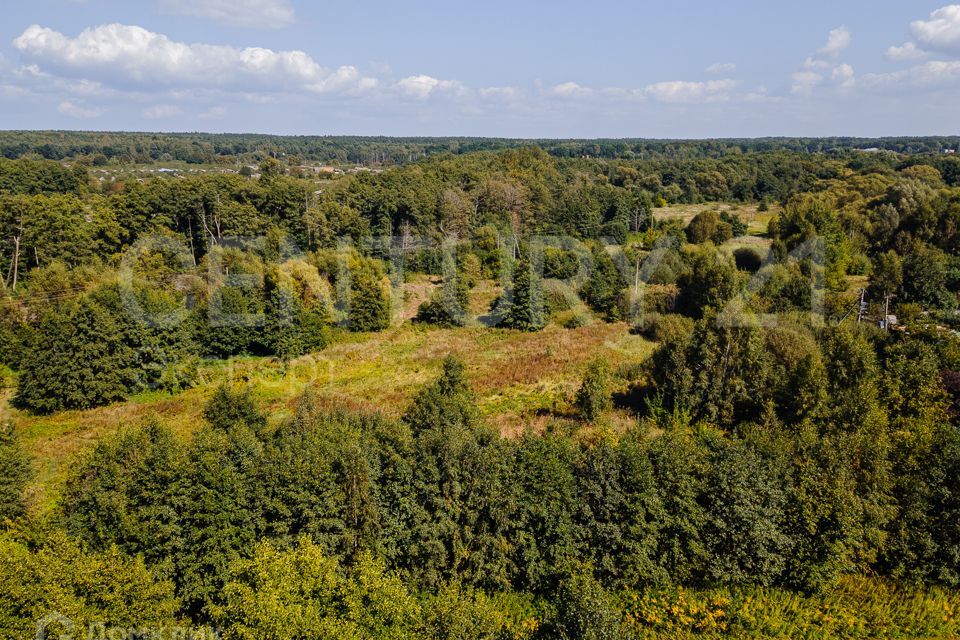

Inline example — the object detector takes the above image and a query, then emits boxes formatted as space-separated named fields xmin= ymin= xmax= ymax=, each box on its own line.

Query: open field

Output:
xmin=3 ymin=280 xmax=654 ymax=505
xmin=653 ymin=201 xmax=780 ymax=235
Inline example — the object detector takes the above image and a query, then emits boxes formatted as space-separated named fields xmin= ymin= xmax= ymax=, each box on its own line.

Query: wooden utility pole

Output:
xmin=856 ymin=289 xmax=866 ymax=323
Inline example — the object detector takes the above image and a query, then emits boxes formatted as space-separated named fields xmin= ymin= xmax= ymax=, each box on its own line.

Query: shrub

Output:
xmin=720 ymin=211 xmax=748 ymax=237
xmin=416 ymin=273 xmax=470 ymax=327
xmin=635 ymin=313 xmax=695 ymax=343
xmin=847 ymin=252 xmax=873 ymax=276
xmin=203 ymin=384 xmax=268 ymax=433
xmin=422 ymin=583 xmax=539 ymax=640
xmin=576 ymin=357 xmax=613 ymax=421
xmin=543 ymin=247 xmax=581 ymax=280
xmin=0 ymin=424 xmax=30 ymax=523
xmin=897 ymin=302 xmax=923 ymax=325
xmin=546 ymin=565 xmax=625 ymax=640
xmin=623 ymin=577 xmax=960 ymax=639
xmin=713 ymin=221 xmax=734 ymax=244
xmin=675 ymin=248 xmax=739 ymax=319
xmin=157 ymin=355 xmax=199 ymax=394
xmin=562 ymin=311 xmax=591 ymax=329
xmin=626 ymin=284 xmax=678 ymax=321
xmin=621 ymin=587 xmax=731 ymax=636
xmin=0 ymin=532 xmax=177 ymax=638
xmin=602 ymin=220 xmax=628 ymax=244
xmin=348 ymin=261 xmax=391 ymax=332
xmin=733 ymin=247 xmax=763 ymax=272
xmin=686 ymin=210 xmax=720 ymax=244
xmin=212 ymin=539 xmax=422 ymax=640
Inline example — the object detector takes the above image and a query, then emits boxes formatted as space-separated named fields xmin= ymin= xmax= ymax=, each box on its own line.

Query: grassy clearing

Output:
xmin=720 ymin=235 xmax=773 ymax=257
xmin=653 ymin=202 xmax=779 ymax=236
xmin=4 ymin=279 xmax=654 ymax=503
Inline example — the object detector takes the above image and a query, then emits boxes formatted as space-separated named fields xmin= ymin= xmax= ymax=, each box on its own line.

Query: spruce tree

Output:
xmin=498 ymin=255 xmax=545 ymax=331
xmin=61 ymin=419 xmax=183 ymax=580
xmin=580 ymin=246 xmax=624 ymax=321
xmin=203 ymin=384 xmax=268 ymax=434
xmin=264 ymin=270 xmax=305 ymax=362
xmin=402 ymin=357 xmax=512 ymax=589
xmin=299 ymin=298 xmax=332 ymax=352
xmin=178 ymin=389 xmax=268 ymax=616
xmin=14 ymin=291 xmax=139 ymax=413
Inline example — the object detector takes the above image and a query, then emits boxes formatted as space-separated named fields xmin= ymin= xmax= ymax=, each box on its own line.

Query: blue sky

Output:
xmin=1 ymin=0 xmax=960 ymax=137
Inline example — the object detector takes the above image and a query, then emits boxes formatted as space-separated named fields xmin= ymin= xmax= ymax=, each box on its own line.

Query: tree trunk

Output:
xmin=11 ymin=234 xmax=20 ymax=291
xmin=634 ymin=254 xmax=641 ymax=295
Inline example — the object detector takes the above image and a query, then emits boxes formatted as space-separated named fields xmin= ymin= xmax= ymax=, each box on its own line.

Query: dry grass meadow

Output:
xmin=652 ymin=201 xmax=779 ymax=235
xmin=3 ymin=278 xmax=654 ymax=506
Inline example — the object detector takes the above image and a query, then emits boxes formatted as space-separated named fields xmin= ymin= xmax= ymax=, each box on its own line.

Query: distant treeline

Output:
xmin=2 ymin=131 xmax=960 ymax=165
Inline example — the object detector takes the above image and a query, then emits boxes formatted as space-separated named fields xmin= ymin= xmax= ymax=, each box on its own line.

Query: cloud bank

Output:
xmin=13 ymin=23 xmax=376 ymax=94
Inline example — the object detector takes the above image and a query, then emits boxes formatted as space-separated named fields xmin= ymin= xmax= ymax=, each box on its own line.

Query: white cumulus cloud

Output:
xmin=791 ymin=71 xmax=823 ymax=95
xmin=790 ymin=27 xmax=852 ymax=96
xmin=548 ymin=81 xmax=594 ymax=98
xmin=706 ymin=62 xmax=736 ymax=75
xmin=817 ymin=26 xmax=852 ymax=57
xmin=644 ymin=79 xmax=738 ymax=103
xmin=886 ymin=42 xmax=929 ymax=62
xmin=156 ymin=0 xmax=295 ymax=29
xmin=57 ymin=100 xmax=101 ymax=118
xmin=12 ymin=24 xmax=376 ymax=95
xmin=479 ymin=86 xmax=521 ymax=100
xmin=395 ymin=75 xmax=467 ymax=100
xmin=548 ymin=78 xmax=739 ymax=103
xmin=306 ymin=66 xmax=378 ymax=94
xmin=911 ymin=5 xmax=960 ymax=55
xmin=831 ymin=64 xmax=855 ymax=88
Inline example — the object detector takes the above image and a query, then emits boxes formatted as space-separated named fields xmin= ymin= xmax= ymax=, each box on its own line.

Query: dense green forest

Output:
xmin=0 ymin=135 xmax=959 ymax=638
xmin=3 ymin=130 xmax=960 ymax=165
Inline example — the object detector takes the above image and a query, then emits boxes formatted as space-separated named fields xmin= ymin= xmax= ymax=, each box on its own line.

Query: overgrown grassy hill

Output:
xmin=4 ymin=277 xmax=654 ymax=507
